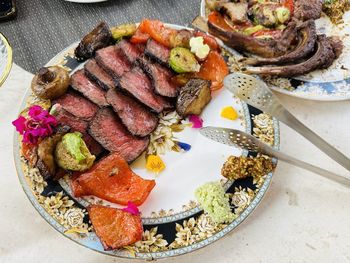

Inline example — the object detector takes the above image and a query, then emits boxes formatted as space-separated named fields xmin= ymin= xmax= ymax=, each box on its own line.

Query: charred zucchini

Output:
xmin=176 ymin=79 xmax=212 ymax=117
xmin=111 ymin=23 xmax=137 ymax=41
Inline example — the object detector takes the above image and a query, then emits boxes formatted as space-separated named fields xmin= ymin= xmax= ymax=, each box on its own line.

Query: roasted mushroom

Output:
xmin=31 ymin=66 xmax=70 ymax=100
xmin=176 ymin=79 xmax=212 ymax=117
xmin=37 ymin=126 xmax=70 ymax=180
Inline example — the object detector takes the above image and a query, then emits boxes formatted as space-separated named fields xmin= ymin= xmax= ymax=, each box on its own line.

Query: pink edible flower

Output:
xmin=12 ymin=105 xmax=58 ymax=145
xmin=189 ymin=115 xmax=203 ymax=129
xmin=122 ymin=201 xmax=140 ymax=216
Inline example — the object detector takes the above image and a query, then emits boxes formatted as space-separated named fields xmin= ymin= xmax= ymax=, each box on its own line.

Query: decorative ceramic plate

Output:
xmin=14 ymin=24 xmax=280 ymax=260
xmin=200 ymin=0 xmax=350 ymax=101
xmin=0 ymin=33 xmax=12 ymax=87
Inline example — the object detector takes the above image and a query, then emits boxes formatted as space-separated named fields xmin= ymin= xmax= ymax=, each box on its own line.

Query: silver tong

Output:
xmin=223 ymin=73 xmax=350 ymax=171
xmin=200 ymin=127 xmax=350 ymax=188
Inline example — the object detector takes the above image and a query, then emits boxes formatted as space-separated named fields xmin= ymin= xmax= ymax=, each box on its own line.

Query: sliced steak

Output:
xmin=89 ymin=108 xmax=149 ymax=162
xmin=137 ymin=56 xmax=179 ymax=97
xmin=241 ymin=20 xmax=317 ymax=66
xmin=106 ymin=89 xmax=158 ymax=137
xmin=244 ymin=35 xmax=336 ymax=77
xmin=119 ymin=67 xmax=172 ymax=113
xmin=70 ymin=69 xmax=109 ymax=107
xmin=294 ymin=0 xmax=322 ymax=21
xmin=95 ymin=45 xmax=131 ymax=81
xmin=53 ymin=91 xmax=98 ymax=121
xmin=145 ymin=39 xmax=170 ymax=66
xmin=117 ymin=39 xmax=143 ymax=64
xmin=53 ymin=105 xmax=103 ymax=156
xmin=84 ymin=59 xmax=115 ymax=90
xmin=75 ymin=21 xmax=112 ymax=60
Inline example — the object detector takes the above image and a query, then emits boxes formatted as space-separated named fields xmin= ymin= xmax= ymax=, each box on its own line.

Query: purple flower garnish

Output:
xmin=122 ymin=201 xmax=140 ymax=216
xmin=189 ymin=115 xmax=203 ymax=129
xmin=12 ymin=105 xmax=58 ymax=145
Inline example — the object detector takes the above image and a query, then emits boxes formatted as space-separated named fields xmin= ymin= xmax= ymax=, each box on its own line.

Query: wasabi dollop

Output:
xmin=195 ymin=182 xmax=235 ymax=224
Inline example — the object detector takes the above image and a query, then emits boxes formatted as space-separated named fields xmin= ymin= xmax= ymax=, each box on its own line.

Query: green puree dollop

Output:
xmin=63 ymin=132 xmax=86 ymax=162
xmin=195 ymin=182 xmax=236 ymax=224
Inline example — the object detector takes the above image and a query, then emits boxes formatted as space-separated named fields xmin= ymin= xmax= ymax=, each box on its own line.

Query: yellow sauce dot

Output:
xmin=146 ymin=155 xmax=166 ymax=174
xmin=220 ymin=106 xmax=238 ymax=120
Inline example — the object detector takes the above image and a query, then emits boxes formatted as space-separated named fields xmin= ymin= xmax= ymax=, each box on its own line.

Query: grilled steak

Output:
xmin=117 ymin=39 xmax=143 ymax=64
xmin=95 ymin=45 xmax=131 ymax=81
xmin=53 ymin=105 xmax=103 ymax=156
xmin=84 ymin=59 xmax=115 ymax=90
xmin=145 ymin=39 xmax=170 ymax=66
xmin=294 ymin=0 xmax=322 ymax=21
xmin=138 ymin=56 xmax=179 ymax=97
xmin=242 ymin=20 xmax=317 ymax=66
xmin=119 ymin=67 xmax=172 ymax=113
xmin=75 ymin=21 xmax=112 ymax=60
xmin=53 ymin=91 xmax=98 ymax=121
xmin=208 ymin=20 xmax=298 ymax=58
xmin=244 ymin=35 xmax=336 ymax=77
xmin=89 ymin=108 xmax=149 ymax=162
xmin=106 ymin=89 xmax=158 ymax=137
xmin=330 ymin=36 xmax=343 ymax=59
xmin=70 ymin=69 xmax=109 ymax=107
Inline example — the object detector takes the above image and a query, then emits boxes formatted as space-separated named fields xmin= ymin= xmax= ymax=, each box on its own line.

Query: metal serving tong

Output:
xmin=223 ymin=73 xmax=350 ymax=171
xmin=200 ymin=127 xmax=350 ymax=188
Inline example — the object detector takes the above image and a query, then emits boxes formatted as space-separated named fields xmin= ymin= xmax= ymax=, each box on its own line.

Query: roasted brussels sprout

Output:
xmin=111 ymin=23 xmax=137 ymax=41
xmin=275 ymin=7 xmax=290 ymax=24
xmin=169 ymin=47 xmax=200 ymax=73
xmin=31 ymin=66 xmax=70 ymax=100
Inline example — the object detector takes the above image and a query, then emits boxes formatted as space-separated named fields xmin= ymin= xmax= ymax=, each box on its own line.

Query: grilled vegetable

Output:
xmin=252 ymin=4 xmax=277 ymax=27
xmin=276 ymin=7 xmax=290 ymax=24
xmin=111 ymin=23 xmax=137 ymax=40
xmin=190 ymin=36 xmax=210 ymax=60
xmin=195 ymin=51 xmax=229 ymax=91
xmin=176 ymin=79 xmax=212 ymax=117
xmin=170 ymin=29 xmax=192 ymax=48
xmin=169 ymin=47 xmax=200 ymax=73
xmin=31 ymin=66 xmax=70 ymax=100
xmin=243 ymin=25 xmax=265 ymax=35
xmin=55 ymin=132 xmax=95 ymax=172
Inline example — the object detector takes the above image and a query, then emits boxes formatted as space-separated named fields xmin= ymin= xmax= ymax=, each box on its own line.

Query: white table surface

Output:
xmin=1 ymin=64 xmax=350 ymax=263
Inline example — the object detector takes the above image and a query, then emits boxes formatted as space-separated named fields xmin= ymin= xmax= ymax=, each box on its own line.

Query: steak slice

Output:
xmin=53 ymin=105 xmax=103 ymax=156
xmin=119 ymin=67 xmax=172 ymax=113
xmin=95 ymin=45 xmax=131 ymax=81
xmin=137 ymin=56 xmax=179 ymax=97
xmin=53 ymin=91 xmax=98 ymax=121
xmin=241 ymin=20 xmax=317 ymax=66
xmin=145 ymin=39 xmax=170 ymax=67
xmin=106 ymin=89 xmax=158 ymax=137
xmin=294 ymin=0 xmax=322 ymax=21
xmin=75 ymin=21 xmax=112 ymax=60
xmin=89 ymin=108 xmax=149 ymax=162
xmin=84 ymin=59 xmax=115 ymax=90
xmin=117 ymin=40 xmax=143 ymax=64
xmin=70 ymin=69 xmax=109 ymax=107
xmin=244 ymin=35 xmax=336 ymax=77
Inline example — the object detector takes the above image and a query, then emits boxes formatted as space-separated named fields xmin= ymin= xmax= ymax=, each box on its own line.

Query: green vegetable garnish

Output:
xmin=169 ymin=47 xmax=200 ymax=73
xmin=243 ymin=25 xmax=265 ymax=35
xmin=195 ymin=182 xmax=236 ymax=224
xmin=62 ymin=132 xmax=86 ymax=162
xmin=111 ymin=23 xmax=137 ymax=41
xmin=275 ymin=7 xmax=291 ymax=24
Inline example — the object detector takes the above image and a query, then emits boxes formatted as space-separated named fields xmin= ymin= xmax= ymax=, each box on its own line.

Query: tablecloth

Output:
xmin=0 ymin=0 xmax=200 ymax=73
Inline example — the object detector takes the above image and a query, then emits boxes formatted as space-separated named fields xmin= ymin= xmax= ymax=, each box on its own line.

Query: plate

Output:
xmin=14 ymin=23 xmax=280 ymax=259
xmin=0 ymin=33 xmax=13 ymax=87
xmin=200 ymin=0 xmax=350 ymax=101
